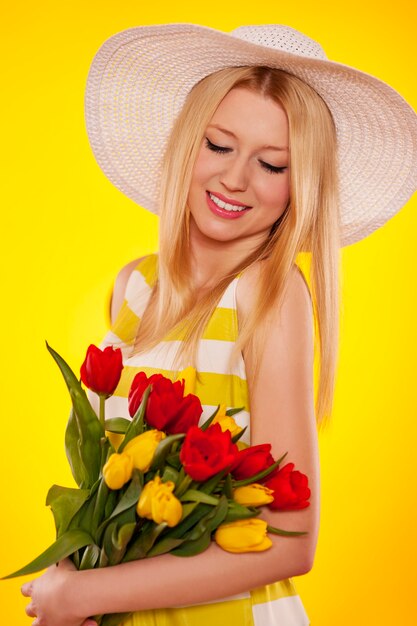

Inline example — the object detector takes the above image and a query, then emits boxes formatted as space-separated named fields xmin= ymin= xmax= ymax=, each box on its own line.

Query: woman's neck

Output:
xmin=188 ymin=221 xmax=266 ymax=290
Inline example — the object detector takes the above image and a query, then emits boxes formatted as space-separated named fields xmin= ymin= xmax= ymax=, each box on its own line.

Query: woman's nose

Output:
xmin=219 ymin=157 xmax=249 ymax=192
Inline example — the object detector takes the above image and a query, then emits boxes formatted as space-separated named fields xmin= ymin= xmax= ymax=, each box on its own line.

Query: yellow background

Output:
xmin=0 ymin=1 xmax=416 ymax=624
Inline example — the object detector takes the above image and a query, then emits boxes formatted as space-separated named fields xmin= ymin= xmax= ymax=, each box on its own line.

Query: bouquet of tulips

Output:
xmin=3 ymin=343 xmax=310 ymax=626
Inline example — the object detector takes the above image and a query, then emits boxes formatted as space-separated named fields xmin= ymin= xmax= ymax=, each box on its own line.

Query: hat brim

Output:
xmin=85 ymin=23 xmax=417 ymax=246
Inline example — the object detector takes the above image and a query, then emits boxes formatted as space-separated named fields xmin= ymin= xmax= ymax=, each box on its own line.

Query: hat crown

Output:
xmin=231 ymin=25 xmax=328 ymax=60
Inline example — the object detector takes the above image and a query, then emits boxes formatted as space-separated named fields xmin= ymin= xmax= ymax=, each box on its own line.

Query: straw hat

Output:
xmin=85 ymin=23 xmax=417 ymax=246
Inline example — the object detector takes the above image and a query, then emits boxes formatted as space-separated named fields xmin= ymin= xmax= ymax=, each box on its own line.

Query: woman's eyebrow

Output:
xmin=206 ymin=124 xmax=288 ymax=151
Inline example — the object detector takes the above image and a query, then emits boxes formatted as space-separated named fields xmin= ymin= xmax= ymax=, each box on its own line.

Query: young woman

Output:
xmin=21 ymin=23 xmax=417 ymax=626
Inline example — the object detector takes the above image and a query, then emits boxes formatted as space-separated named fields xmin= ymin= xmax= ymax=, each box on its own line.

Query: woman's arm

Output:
xmin=22 ymin=262 xmax=319 ymax=622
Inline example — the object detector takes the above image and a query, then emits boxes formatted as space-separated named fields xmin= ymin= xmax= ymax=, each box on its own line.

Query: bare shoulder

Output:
xmin=110 ymin=257 xmax=145 ymax=325
xmin=236 ymin=261 xmax=313 ymax=331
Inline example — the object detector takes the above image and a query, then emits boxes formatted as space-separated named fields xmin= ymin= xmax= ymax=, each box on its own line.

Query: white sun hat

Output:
xmin=85 ymin=23 xmax=417 ymax=246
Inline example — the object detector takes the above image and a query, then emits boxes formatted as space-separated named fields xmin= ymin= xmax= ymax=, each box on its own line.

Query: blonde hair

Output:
xmin=130 ymin=66 xmax=341 ymax=428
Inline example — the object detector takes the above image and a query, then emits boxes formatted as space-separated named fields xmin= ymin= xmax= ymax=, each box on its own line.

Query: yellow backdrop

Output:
xmin=1 ymin=1 xmax=416 ymax=624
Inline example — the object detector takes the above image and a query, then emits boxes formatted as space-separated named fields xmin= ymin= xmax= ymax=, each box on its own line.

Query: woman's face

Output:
xmin=187 ymin=87 xmax=290 ymax=250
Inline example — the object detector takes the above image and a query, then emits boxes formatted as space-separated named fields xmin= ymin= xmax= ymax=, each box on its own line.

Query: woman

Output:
xmin=21 ymin=23 xmax=417 ymax=626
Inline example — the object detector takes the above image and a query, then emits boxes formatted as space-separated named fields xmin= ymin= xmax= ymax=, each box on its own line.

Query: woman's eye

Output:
xmin=259 ymin=160 xmax=288 ymax=175
xmin=205 ymin=137 xmax=231 ymax=154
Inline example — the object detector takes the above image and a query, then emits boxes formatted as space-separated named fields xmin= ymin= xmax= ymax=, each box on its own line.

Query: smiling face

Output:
xmin=187 ymin=87 xmax=290 ymax=252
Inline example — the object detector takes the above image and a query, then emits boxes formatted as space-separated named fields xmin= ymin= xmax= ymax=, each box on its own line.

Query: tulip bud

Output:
xmin=137 ymin=476 xmax=182 ymax=527
xmin=123 ymin=430 xmax=166 ymax=472
xmin=212 ymin=404 xmax=243 ymax=437
xmin=80 ymin=344 xmax=123 ymax=398
xmin=214 ymin=518 xmax=273 ymax=553
xmin=176 ymin=366 xmax=197 ymax=396
xmin=103 ymin=453 xmax=133 ymax=490
xmin=233 ymin=483 xmax=274 ymax=507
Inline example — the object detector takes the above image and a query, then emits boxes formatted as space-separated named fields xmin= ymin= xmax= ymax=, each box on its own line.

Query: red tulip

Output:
xmin=264 ymin=463 xmax=311 ymax=510
xmin=80 ymin=344 xmax=123 ymax=398
xmin=231 ymin=443 xmax=275 ymax=480
xmin=128 ymin=371 xmax=202 ymax=434
xmin=180 ymin=423 xmax=239 ymax=481
xmin=128 ymin=372 xmax=166 ymax=417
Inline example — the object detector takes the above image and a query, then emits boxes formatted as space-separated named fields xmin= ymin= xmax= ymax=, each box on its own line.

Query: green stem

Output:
xmin=175 ymin=475 xmax=193 ymax=498
xmin=266 ymin=524 xmax=308 ymax=537
xmin=99 ymin=395 xmax=105 ymax=429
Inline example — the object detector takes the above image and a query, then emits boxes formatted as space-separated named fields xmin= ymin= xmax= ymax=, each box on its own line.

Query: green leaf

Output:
xmin=165 ymin=504 xmax=212 ymax=539
xmin=199 ymin=471 xmax=226 ymax=495
xmin=162 ymin=466 xmax=180 ymax=484
xmin=231 ymin=426 xmax=247 ymax=444
xmin=226 ymin=407 xmax=244 ymax=417
xmin=118 ymin=386 xmax=151 ymax=452
xmin=180 ymin=490 xmax=219 ymax=506
xmin=146 ymin=537 xmax=184 ymax=557
xmin=223 ymin=502 xmax=260 ymax=524
xmin=97 ymin=470 xmax=142 ymax=542
xmin=79 ymin=544 xmax=101 ymax=570
xmin=46 ymin=485 xmax=90 ymax=537
xmin=205 ymin=495 xmax=229 ymax=532
xmin=98 ymin=547 xmax=108 ymax=568
xmin=67 ymin=479 xmax=100 ymax=532
xmin=104 ymin=417 xmax=131 ymax=434
xmin=222 ymin=474 xmax=234 ymax=500
xmin=108 ymin=522 xmax=137 ymax=566
xmin=123 ymin=522 xmax=167 ymax=562
xmin=186 ymin=502 xmax=224 ymax=541
xmin=151 ymin=433 xmax=185 ymax=471
xmin=102 ymin=522 xmax=118 ymax=561
xmin=199 ymin=405 xmax=220 ymax=431
xmin=104 ymin=488 xmax=118 ymax=520
xmin=46 ymin=342 xmax=104 ymax=489
xmin=91 ymin=479 xmax=110 ymax=538
xmin=1 ymin=529 xmax=94 ymax=579
xmin=166 ymin=452 xmax=181 ymax=470
xmin=170 ymin=530 xmax=211 ymax=556
xmin=174 ymin=474 xmax=193 ymax=498
xmin=72 ymin=550 xmax=80 ymax=569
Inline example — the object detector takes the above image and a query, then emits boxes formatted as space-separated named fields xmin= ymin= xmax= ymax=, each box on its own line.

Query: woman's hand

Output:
xmin=21 ymin=558 xmax=97 ymax=626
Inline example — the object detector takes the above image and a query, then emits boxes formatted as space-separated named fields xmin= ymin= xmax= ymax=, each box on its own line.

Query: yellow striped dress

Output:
xmin=100 ymin=254 xmax=310 ymax=626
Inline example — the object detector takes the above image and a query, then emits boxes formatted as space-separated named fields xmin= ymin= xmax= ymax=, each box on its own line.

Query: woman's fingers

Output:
xmin=24 ymin=602 xmax=37 ymax=617
xmin=57 ymin=557 xmax=77 ymax=571
xmin=21 ymin=582 xmax=33 ymax=597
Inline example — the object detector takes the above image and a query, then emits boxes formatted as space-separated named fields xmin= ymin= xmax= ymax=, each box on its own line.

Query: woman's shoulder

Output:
xmin=236 ymin=261 xmax=312 ymax=326
xmin=110 ymin=255 xmax=156 ymax=325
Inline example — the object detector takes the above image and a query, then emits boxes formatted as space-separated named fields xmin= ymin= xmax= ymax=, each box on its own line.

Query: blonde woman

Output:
xmin=21 ymin=24 xmax=417 ymax=626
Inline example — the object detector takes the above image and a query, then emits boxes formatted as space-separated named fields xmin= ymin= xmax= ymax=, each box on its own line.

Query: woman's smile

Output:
xmin=206 ymin=191 xmax=252 ymax=219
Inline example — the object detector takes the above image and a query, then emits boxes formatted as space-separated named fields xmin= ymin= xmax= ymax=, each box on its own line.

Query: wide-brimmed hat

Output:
xmin=85 ymin=23 xmax=417 ymax=246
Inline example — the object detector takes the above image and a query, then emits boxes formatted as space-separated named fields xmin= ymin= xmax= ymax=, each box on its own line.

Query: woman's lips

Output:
xmin=205 ymin=191 xmax=252 ymax=220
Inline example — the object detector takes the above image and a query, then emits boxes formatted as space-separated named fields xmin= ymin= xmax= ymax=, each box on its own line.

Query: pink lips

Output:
xmin=205 ymin=191 xmax=252 ymax=220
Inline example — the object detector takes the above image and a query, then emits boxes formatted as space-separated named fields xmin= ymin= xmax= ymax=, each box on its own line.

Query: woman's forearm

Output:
xmin=71 ymin=514 xmax=315 ymax=618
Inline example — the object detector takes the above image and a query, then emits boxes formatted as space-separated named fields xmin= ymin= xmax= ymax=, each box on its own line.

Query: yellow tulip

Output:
xmin=233 ymin=484 xmax=275 ymax=507
xmin=211 ymin=404 xmax=243 ymax=437
xmin=137 ymin=476 xmax=182 ymax=527
xmin=176 ymin=366 xmax=197 ymax=395
xmin=103 ymin=452 xmax=133 ymax=490
xmin=214 ymin=518 xmax=273 ymax=553
xmin=123 ymin=430 xmax=166 ymax=472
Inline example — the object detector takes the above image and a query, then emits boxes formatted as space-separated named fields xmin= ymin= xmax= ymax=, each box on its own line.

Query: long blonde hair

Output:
xmin=130 ymin=66 xmax=341 ymax=428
